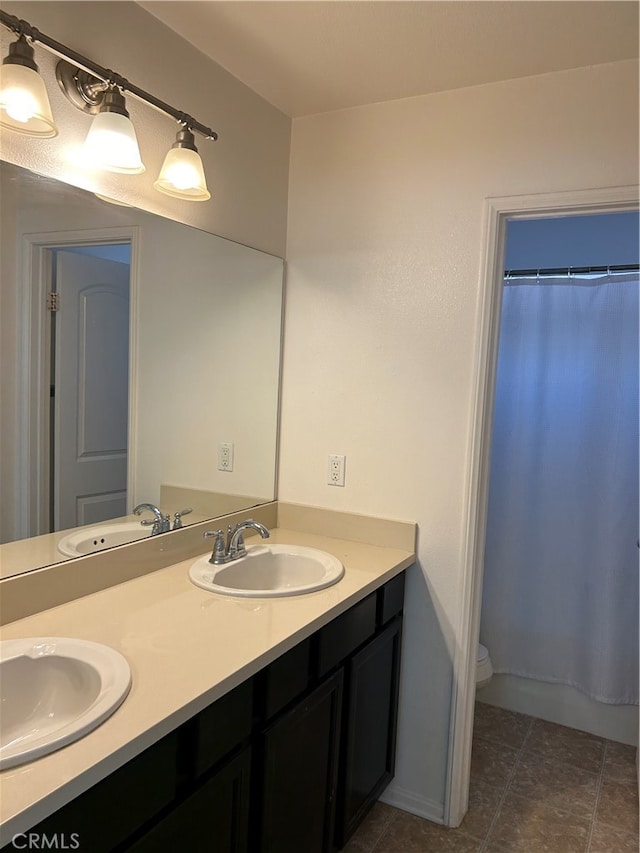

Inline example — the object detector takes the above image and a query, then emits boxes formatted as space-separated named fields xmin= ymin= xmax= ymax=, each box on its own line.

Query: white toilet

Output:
xmin=476 ymin=643 xmax=493 ymax=690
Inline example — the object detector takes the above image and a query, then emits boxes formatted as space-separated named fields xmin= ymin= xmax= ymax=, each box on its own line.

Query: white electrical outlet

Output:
xmin=218 ymin=442 xmax=234 ymax=472
xmin=327 ymin=454 xmax=346 ymax=487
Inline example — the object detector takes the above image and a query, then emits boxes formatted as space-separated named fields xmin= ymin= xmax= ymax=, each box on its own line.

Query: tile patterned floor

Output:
xmin=343 ymin=702 xmax=639 ymax=852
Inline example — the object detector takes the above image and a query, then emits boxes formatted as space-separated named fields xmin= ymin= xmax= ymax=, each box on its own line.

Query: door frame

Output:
xmin=18 ymin=226 xmax=140 ymax=538
xmin=444 ymin=184 xmax=639 ymax=826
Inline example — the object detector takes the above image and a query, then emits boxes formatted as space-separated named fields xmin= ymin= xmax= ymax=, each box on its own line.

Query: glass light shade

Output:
xmin=84 ymin=111 xmax=145 ymax=174
xmin=154 ymin=146 xmax=210 ymax=201
xmin=0 ymin=62 xmax=57 ymax=137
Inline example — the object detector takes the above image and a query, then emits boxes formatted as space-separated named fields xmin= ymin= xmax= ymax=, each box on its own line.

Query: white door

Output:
xmin=54 ymin=250 xmax=130 ymax=530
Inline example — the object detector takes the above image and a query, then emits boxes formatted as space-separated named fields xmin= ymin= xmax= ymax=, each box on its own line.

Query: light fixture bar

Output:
xmin=0 ymin=9 xmax=218 ymax=141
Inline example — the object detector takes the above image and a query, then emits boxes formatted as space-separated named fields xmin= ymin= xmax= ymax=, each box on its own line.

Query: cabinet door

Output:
xmin=124 ymin=747 xmax=251 ymax=853
xmin=258 ymin=670 xmax=343 ymax=853
xmin=337 ymin=616 xmax=403 ymax=847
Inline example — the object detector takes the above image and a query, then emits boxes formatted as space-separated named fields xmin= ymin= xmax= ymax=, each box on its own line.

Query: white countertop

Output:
xmin=0 ymin=527 xmax=414 ymax=842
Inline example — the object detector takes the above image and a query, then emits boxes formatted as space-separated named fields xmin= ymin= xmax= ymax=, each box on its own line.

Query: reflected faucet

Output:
xmin=133 ymin=503 xmax=170 ymax=535
xmin=204 ymin=519 xmax=270 ymax=565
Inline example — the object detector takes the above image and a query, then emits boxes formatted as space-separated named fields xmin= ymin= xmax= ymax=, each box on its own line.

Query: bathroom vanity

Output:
xmin=5 ymin=575 xmax=403 ymax=852
xmin=0 ymin=518 xmax=415 ymax=852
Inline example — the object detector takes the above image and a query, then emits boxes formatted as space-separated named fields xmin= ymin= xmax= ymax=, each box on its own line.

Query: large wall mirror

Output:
xmin=0 ymin=160 xmax=284 ymax=579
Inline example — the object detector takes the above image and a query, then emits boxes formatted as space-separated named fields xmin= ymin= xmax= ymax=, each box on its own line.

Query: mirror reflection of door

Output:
xmin=50 ymin=245 xmax=131 ymax=532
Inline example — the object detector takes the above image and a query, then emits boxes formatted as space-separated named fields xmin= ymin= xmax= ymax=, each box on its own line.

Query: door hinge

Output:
xmin=47 ymin=291 xmax=59 ymax=311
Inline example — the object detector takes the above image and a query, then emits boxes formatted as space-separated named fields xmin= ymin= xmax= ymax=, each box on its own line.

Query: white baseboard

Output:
xmin=379 ymin=783 xmax=444 ymax=824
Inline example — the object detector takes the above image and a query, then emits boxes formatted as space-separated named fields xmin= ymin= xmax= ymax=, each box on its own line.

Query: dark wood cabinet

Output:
xmin=316 ymin=593 xmax=377 ymax=678
xmin=337 ymin=616 xmax=403 ymax=847
xmin=184 ymin=679 xmax=253 ymax=781
xmin=125 ymin=747 xmax=251 ymax=853
xmin=257 ymin=670 xmax=343 ymax=853
xmin=2 ymin=573 xmax=405 ymax=853
xmin=257 ymin=636 xmax=311 ymax=721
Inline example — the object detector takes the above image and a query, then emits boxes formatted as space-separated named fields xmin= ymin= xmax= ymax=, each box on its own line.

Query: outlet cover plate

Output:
xmin=218 ymin=442 xmax=234 ymax=472
xmin=327 ymin=454 xmax=346 ymax=487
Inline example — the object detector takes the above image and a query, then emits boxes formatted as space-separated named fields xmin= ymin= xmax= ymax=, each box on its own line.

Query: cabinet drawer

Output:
xmin=377 ymin=572 xmax=405 ymax=626
xmin=190 ymin=679 xmax=253 ymax=778
xmin=316 ymin=593 xmax=376 ymax=678
xmin=260 ymin=637 xmax=311 ymax=720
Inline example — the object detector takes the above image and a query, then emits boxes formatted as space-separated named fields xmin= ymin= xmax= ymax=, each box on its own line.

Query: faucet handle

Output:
xmin=140 ymin=516 xmax=164 ymax=534
xmin=204 ymin=529 xmax=228 ymax=565
xmin=173 ymin=508 xmax=192 ymax=530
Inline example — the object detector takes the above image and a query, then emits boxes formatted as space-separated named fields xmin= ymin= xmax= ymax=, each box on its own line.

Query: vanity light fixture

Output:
xmin=154 ymin=127 xmax=210 ymax=201
xmin=0 ymin=10 xmax=218 ymax=200
xmin=0 ymin=34 xmax=57 ymax=137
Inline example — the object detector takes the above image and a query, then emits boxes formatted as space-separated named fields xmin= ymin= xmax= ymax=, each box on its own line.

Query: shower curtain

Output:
xmin=481 ymin=272 xmax=639 ymax=705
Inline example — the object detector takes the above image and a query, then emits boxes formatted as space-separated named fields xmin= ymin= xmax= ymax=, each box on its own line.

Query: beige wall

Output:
xmin=0 ymin=1 xmax=291 ymax=256
xmin=281 ymin=60 xmax=639 ymax=817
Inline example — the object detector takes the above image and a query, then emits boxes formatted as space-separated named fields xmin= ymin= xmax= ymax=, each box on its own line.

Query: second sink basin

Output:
xmin=189 ymin=544 xmax=344 ymax=597
xmin=57 ymin=521 xmax=151 ymax=557
xmin=0 ymin=637 xmax=131 ymax=770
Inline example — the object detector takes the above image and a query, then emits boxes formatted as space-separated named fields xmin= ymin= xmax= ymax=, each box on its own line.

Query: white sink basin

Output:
xmin=0 ymin=637 xmax=131 ymax=770
xmin=57 ymin=521 xmax=150 ymax=557
xmin=189 ymin=544 xmax=345 ymax=597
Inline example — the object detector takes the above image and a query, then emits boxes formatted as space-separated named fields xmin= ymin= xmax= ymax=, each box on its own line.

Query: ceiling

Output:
xmin=139 ymin=1 xmax=639 ymax=118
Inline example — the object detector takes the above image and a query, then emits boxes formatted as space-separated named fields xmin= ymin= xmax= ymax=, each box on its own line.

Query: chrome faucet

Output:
xmin=204 ymin=519 xmax=270 ymax=565
xmin=133 ymin=503 xmax=171 ymax=535
xmin=228 ymin=519 xmax=270 ymax=559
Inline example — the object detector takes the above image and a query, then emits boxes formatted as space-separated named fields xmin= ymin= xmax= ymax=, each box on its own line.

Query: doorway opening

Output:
xmin=445 ymin=185 xmax=639 ymax=829
xmin=476 ymin=210 xmax=639 ymax=738
xmin=48 ymin=243 xmax=131 ymax=533
xmin=19 ymin=230 xmax=135 ymax=539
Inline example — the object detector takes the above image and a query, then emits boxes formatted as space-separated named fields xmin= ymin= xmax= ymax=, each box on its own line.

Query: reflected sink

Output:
xmin=189 ymin=544 xmax=345 ymax=597
xmin=57 ymin=521 xmax=150 ymax=557
xmin=0 ymin=637 xmax=131 ymax=770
